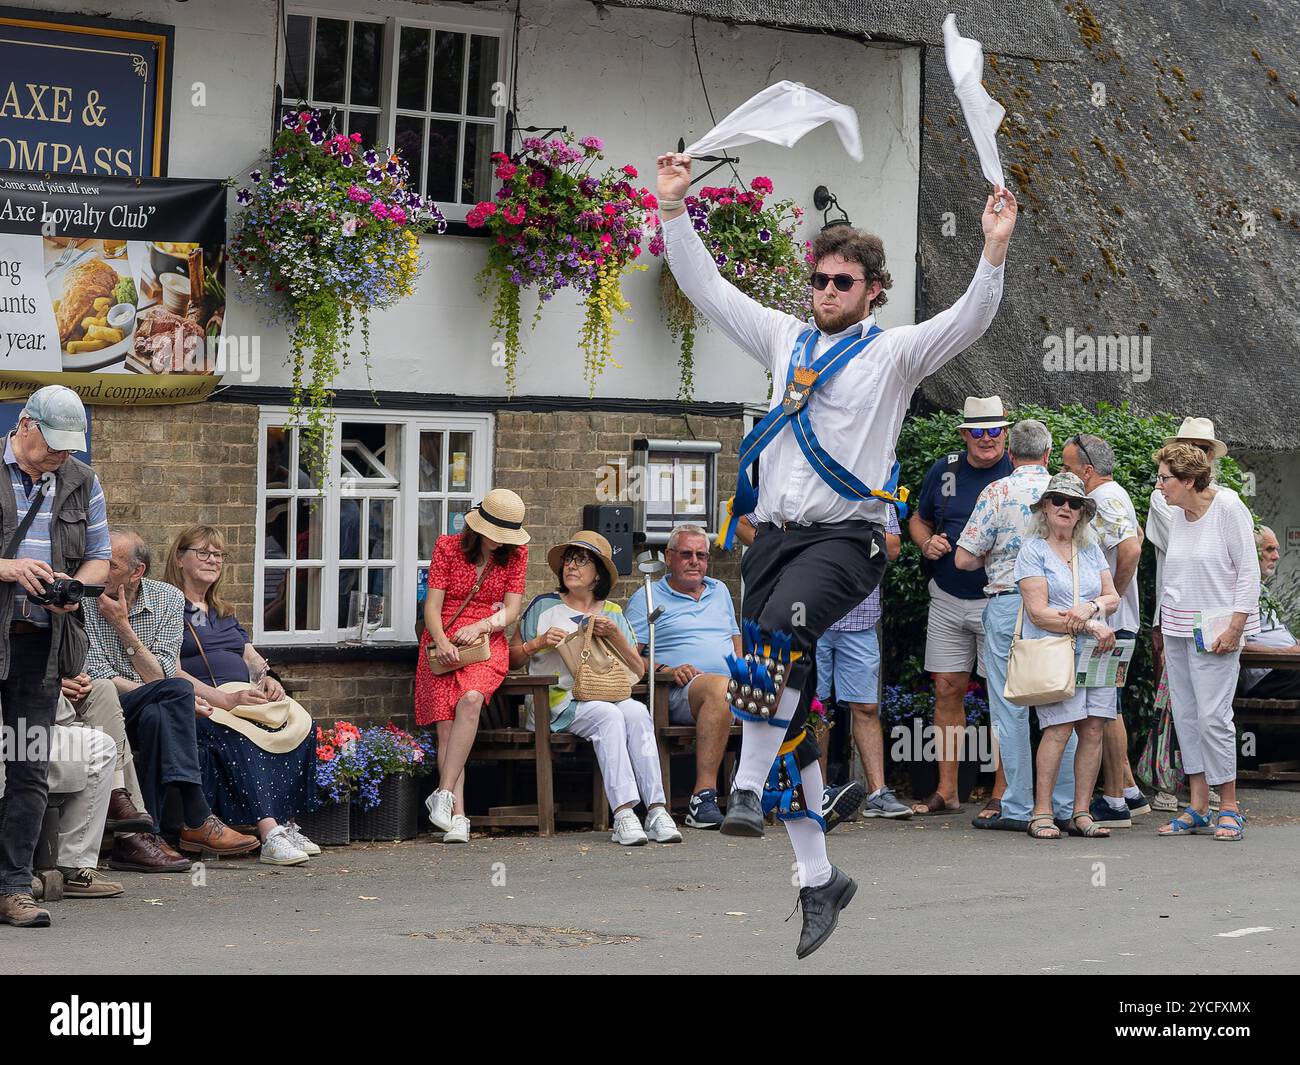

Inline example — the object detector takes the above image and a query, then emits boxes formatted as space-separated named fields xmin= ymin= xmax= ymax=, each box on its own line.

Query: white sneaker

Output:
xmin=442 ymin=814 xmax=470 ymax=844
xmin=259 ymin=826 xmax=309 ymax=866
xmin=644 ymin=806 xmax=682 ymax=843
xmin=1152 ymin=791 xmax=1179 ymax=812
xmin=282 ymin=821 xmax=321 ymax=856
xmin=426 ymin=788 xmax=455 ymax=832
xmin=611 ymin=809 xmax=648 ymax=846
xmin=1208 ymin=788 xmax=1221 ymax=811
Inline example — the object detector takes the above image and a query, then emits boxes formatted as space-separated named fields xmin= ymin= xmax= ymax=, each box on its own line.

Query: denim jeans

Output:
xmin=982 ymin=594 xmax=1077 ymax=822
xmin=0 ymin=630 xmax=60 ymax=894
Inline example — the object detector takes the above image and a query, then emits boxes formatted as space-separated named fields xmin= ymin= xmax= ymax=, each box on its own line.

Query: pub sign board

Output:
xmin=0 ymin=7 xmax=173 ymax=177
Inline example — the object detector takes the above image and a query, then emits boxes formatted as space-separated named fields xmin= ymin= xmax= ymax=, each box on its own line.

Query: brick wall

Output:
xmin=84 ymin=401 xmax=746 ymax=734
xmin=493 ymin=409 xmax=745 ymax=612
xmin=90 ymin=400 xmax=259 ymax=621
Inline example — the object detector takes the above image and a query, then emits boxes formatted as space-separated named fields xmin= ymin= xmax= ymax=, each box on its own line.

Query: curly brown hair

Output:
xmin=811 ymin=228 xmax=893 ymax=311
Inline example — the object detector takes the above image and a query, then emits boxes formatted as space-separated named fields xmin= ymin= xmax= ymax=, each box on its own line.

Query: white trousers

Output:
xmin=566 ymin=699 xmax=666 ymax=811
xmin=50 ymin=724 xmax=116 ymax=870
xmin=1163 ymin=635 xmax=1240 ymax=786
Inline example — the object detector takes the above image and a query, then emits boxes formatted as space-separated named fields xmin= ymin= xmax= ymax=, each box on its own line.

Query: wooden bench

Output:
xmin=651 ymin=683 xmax=743 ymax=814
xmin=1234 ymin=650 xmax=1300 ymax=783
xmin=469 ymin=675 xmax=671 ymax=836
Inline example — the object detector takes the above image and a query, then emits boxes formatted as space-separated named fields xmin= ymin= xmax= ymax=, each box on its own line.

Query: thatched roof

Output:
xmin=916 ymin=0 xmax=1300 ymax=450
xmin=606 ymin=1 xmax=1078 ymax=60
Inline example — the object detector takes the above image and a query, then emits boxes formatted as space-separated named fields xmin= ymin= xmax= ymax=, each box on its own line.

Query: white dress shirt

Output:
xmin=662 ymin=210 xmax=1004 ymax=525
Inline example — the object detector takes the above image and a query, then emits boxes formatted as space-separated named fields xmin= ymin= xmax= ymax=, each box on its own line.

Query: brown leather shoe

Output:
xmin=109 ymin=832 xmax=193 ymax=873
xmin=104 ymin=785 xmax=154 ymax=837
xmin=179 ymin=815 xmax=259 ymax=857
xmin=156 ymin=836 xmax=186 ymax=862
xmin=105 ymin=789 xmax=154 ymax=833
xmin=0 ymin=892 xmax=51 ymax=927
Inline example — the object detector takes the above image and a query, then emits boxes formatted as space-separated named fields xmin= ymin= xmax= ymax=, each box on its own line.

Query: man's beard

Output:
xmin=812 ymin=300 xmax=869 ymax=334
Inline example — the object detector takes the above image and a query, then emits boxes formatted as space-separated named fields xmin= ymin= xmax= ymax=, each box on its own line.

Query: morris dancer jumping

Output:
xmin=655 ymin=151 xmax=1018 ymax=958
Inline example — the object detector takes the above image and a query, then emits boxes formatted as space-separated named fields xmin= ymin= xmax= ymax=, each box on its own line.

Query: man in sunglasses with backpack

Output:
xmin=908 ymin=397 xmax=1012 ymax=815
xmin=655 ymin=151 xmax=1017 ymax=958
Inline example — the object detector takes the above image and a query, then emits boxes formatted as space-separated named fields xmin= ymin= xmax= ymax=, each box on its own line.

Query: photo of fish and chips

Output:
xmin=43 ymin=237 xmax=226 ymax=375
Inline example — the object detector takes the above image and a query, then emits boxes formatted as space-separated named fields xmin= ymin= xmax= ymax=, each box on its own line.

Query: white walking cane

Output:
xmin=636 ymin=550 xmax=666 ymax=708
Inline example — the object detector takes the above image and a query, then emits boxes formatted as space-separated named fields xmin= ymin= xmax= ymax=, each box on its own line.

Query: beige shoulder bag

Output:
xmin=1004 ymin=544 xmax=1079 ymax=707
xmin=426 ymin=561 xmax=494 ymax=676
xmin=557 ymin=614 xmax=641 ymax=703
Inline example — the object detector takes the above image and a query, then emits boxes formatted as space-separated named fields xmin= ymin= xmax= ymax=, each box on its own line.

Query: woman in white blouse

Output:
xmin=1153 ymin=443 xmax=1259 ymax=841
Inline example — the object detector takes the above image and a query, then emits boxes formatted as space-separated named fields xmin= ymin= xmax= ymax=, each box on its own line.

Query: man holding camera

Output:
xmin=0 ymin=386 xmax=111 ymax=928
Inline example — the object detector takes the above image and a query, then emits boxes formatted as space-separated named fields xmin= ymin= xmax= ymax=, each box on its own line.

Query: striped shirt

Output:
xmin=83 ymin=578 xmax=185 ymax=682
xmin=1158 ymin=488 xmax=1260 ymax=638
xmin=4 ymin=434 xmax=110 ymax=627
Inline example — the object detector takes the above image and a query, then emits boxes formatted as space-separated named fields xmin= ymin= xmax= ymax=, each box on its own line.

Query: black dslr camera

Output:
xmin=29 ymin=578 xmax=106 ymax=608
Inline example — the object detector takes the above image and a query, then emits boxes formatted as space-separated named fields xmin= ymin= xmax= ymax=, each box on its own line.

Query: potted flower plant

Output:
xmin=231 ymin=109 xmax=446 ymax=484
xmin=296 ymin=720 xmax=365 ymax=846
xmin=467 ymin=133 xmax=659 ymax=395
xmin=348 ymin=723 xmax=437 ymax=842
xmin=879 ymin=684 xmax=991 ymax=803
xmin=656 ymin=177 xmax=810 ymax=399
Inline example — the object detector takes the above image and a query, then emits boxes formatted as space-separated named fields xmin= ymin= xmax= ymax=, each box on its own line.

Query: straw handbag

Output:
xmin=427 ymin=562 xmax=494 ymax=676
xmin=557 ymin=615 xmax=641 ymax=703
xmin=1004 ymin=545 xmax=1079 ymax=707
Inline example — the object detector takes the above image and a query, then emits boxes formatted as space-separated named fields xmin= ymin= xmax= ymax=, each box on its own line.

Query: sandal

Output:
xmin=911 ymin=790 xmax=962 ymax=816
xmin=1069 ymin=813 xmax=1111 ymax=838
xmin=1158 ymin=806 xmax=1211 ymax=836
xmin=1027 ymin=814 xmax=1060 ymax=840
xmin=1213 ymin=809 xmax=1245 ymax=841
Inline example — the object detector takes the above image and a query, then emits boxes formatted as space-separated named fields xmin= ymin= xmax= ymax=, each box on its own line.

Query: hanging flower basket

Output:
xmin=467 ymin=133 xmax=660 ymax=396
xmin=657 ymin=177 xmax=810 ymax=400
xmin=230 ymin=109 xmax=446 ymax=484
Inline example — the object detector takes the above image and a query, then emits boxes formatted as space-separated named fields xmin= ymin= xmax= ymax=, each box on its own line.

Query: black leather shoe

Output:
xmin=794 ymin=865 xmax=857 ymax=959
xmin=719 ymin=789 xmax=765 ymax=837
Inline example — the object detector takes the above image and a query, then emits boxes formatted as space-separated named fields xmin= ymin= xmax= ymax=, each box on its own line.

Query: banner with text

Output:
xmin=0 ymin=168 xmax=228 ymax=405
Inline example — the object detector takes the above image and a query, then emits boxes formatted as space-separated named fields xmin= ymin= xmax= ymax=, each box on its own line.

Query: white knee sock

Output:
xmin=733 ymin=683 xmax=802 ymax=793
xmin=786 ymin=761 xmax=831 ymax=888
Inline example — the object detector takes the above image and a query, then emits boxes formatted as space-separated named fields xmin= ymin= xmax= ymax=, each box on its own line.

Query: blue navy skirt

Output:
xmin=195 ymin=716 xmax=318 ymax=825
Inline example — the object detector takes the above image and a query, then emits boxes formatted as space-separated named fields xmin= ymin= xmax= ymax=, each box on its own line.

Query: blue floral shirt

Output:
xmin=956 ymin=465 xmax=1051 ymax=595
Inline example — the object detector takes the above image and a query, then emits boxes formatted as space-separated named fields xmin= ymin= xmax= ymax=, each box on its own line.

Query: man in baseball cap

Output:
xmin=1 ymin=384 xmax=109 ymax=928
xmin=21 ymin=384 xmax=88 ymax=456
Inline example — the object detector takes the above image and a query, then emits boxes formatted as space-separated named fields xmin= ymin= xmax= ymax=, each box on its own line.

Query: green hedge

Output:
xmin=881 ymin=401 xmax=1252 ymax=739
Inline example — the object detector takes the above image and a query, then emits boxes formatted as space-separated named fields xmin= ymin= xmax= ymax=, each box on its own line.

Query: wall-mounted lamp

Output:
xmin=813 ymin=185 xmax=852 ymax=230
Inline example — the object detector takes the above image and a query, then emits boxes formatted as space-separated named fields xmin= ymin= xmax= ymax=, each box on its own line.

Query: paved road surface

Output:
xmin=7 ymin=787 xmax=1298 ymax=974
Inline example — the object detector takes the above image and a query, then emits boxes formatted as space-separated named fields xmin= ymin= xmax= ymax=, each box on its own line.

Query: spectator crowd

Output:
xmin=1 ymin=385 xmax=1288 ymax=929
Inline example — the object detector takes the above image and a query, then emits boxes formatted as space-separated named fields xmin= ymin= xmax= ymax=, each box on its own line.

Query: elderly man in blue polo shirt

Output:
xmin=625 ymin=524 xmax=741 ymax=829
xmin=0 ymin=386 xmax=111 ymax=928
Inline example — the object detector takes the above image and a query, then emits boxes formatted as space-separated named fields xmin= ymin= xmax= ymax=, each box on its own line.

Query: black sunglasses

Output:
xmin=967 ymin=426 xmax=1004 ymax=439
xmin=1070 ymin=433 xmax=1096 ymax=468
xmin=810 ymin=271 xmax=868 ymax=293
xmin=1044 ymin=493 xmax=1084 ymax=511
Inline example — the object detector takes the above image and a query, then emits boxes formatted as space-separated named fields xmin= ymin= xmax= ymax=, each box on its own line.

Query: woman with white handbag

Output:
xmin=510 ymin=532 xmax=681 ymax=846
xmin=1011 ymin=473 xmax=1121 ymax=840
xmin=420 ymin=490 xmax=530 ymax=844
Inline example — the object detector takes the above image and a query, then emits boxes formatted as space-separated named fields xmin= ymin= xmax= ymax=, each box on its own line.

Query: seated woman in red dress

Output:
xmin=417 ymin=489 xmax=529 ymax=844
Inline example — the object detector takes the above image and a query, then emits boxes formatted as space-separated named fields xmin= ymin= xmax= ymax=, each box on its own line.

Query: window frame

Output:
xmin=282 ymin=3 xmax=513 ymax=223
xmin=254 ymin=406 xmax=495 ymax=646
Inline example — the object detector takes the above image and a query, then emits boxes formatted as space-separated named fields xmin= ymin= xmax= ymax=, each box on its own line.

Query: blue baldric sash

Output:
xmin=716 ymin=324 xmax=910 ymax=549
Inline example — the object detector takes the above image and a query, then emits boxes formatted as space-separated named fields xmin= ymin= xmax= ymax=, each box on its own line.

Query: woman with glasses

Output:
xmin=510 ymin=532 xmax=681 ymax=846
xmin=1013 ymin=473 xmax=1121 ymax=839
xmin=164 ymin=525 xmax=319 ymax=865
xmin=1152 ymin=444 xmax=1259 ymax=841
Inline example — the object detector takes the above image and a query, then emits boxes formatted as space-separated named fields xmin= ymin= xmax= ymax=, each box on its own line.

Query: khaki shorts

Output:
xmin=923 ymin=579 xmax=987 ymax=676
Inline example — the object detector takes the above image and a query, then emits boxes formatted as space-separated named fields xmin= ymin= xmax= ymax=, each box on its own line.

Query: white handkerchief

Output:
xmin=942 ymin=14 xmax=1005 ymax=189
xmin=684 ymin=80 xmax=863 ymax=162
